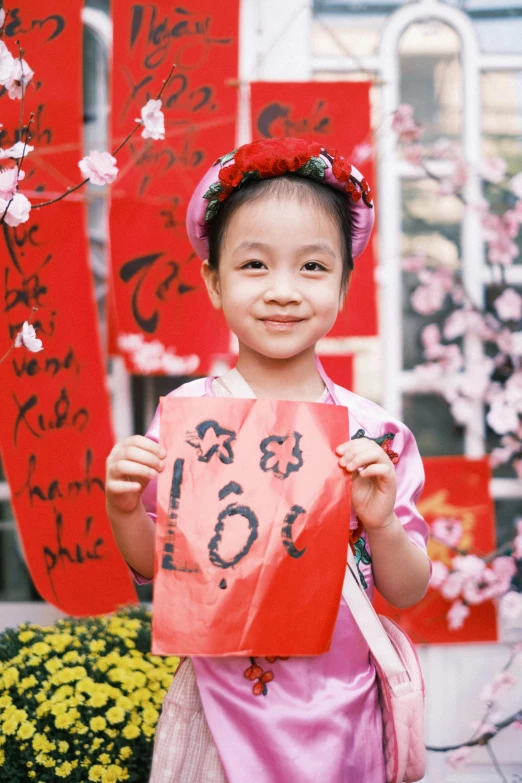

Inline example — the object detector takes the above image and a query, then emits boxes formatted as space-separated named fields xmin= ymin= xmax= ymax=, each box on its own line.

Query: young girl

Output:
xmin=106 ymin=137 xmax=431 ymax=783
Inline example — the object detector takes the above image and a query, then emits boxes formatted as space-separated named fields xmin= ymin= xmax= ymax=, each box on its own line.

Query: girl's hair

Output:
xmin=207 ymin=175 xmax=354 ymax=291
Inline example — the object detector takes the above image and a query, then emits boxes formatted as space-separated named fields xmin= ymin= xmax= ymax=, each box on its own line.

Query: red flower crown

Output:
xmin=203 ymin=138 xmax=373 ymax=222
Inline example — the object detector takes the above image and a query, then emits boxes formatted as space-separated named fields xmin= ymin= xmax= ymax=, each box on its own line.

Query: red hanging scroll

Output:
xmin=109 ymin=2 xmax=239 ymax=375
xmin=373 ymin=456 xmax=498 ymax=644
xmin=153 ymin=396 xmax=351 ymax=656
xmin=251 ymin=81 xmax=377 ymax=338
xmin=0 ymin=1 xmax=137 ymax=615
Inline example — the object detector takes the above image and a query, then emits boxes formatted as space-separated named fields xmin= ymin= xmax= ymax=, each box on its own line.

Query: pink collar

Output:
xmin=204 ymin=356 xmax=340 ymax=404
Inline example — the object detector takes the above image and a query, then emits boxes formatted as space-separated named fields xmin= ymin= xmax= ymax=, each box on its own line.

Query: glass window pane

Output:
xmin=403 ymin=393 xmax=465 ymax=455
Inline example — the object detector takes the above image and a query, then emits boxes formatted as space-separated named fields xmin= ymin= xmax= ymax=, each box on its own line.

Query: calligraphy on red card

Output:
xmin=153 ymin=396 xmax=351 ymax=656
xmin=251 ymin=81 xmax=377 ymax=338
xmin=0 ymin=0 xmax=137 ymax=615
xmin=110 ymin=2 xmax=239 ymax=374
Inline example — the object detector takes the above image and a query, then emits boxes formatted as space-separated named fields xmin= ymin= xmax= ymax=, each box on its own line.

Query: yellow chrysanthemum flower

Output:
xmin=122 ymin=723 xmax=140 ymax=740
xmin=90 ymin=716 xmax=107 ymax=732
xmin=0 ymin=749 xmax=5 ymax=766
xmin=58 ymin=740 xmax=69 ymax=753
xmin=88 ymin=765 xmax=105 ymax=782
xmin=18 ymin=630 xmax=35 ymax=643
xmin=119 ymin=746 xmax=132 ymax=760
xmin=106 ymin=706 xmax=125 ymax=725
xmin=55 ymin=761 xmax=73 ymax=778
xmin=142 ymin=707 xmax=159 ymax=726
xmin=87 ymin=691 xmax=108 ymax=708
xmin=31 ymin=642 xmax=51 ymax=656
xmin=17 ymin=721 xmax=36 ymax=740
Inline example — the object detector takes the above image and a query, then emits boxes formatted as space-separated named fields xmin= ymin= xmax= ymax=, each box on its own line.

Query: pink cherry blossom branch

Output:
xmin=31 ymin=63 xmax=176 ymax=211
xmin=426 ymin=707 xmax=522 ymax=752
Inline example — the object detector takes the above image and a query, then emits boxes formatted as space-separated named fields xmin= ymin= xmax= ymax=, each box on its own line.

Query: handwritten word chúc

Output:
xmin=43 ymin=509 xmax=104 ymax=601
xmin=129 ymin=5 xmax=232 ymax=70
xmin=13 ymin=387 xmax=89 ymax=445
xmin=257 ymin=100 xmax=330 ymax=139
xmin=14 ymin=449 xmax=104 ymax=506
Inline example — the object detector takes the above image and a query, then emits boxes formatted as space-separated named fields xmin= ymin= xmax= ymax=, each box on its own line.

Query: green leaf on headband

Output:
xmin=219 ymin=149 xmax=238 ymax=166
xmin=203 ymin=182 xmax=225 ymax=200
xmin=205 ymin=198 xmax=221 ymax=221
xmin=296 ymin=156 xmax=327 ymax=182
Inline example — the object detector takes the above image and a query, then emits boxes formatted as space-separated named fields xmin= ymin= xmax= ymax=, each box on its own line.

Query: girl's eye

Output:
xmin=302 ymin=261 xmax=327 ymax=272
xmin=242 ymin=260 xmax=266 ymax=270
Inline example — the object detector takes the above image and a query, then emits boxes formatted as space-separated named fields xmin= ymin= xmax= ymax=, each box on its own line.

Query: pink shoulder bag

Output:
xmin=344 ymin=547 xmax=426 ymax=783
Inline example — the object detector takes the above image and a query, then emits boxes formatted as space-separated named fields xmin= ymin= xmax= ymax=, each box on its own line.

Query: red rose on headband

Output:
xmin=332 ymin=155 xmax=352 ymax=183
xmin=218 ymin=163 xmax=243 ymax=190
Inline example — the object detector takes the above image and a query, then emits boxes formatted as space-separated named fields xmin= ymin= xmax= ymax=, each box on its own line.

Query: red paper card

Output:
xmin=152 ymin=397 xmax=351 ymax=656
xmin=373 ymin=456 xmax=498 ymax=644
xmin=251 ymin=81 xmax=377 ymax=338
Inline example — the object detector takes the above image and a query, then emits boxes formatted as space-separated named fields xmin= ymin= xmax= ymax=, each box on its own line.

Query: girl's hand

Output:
xmin=336 ymin=438 xmax=397 ymax=531
xmin=106 ymin=435 xmax=166 ymax=516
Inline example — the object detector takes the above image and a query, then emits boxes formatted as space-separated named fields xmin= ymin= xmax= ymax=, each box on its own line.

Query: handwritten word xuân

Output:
xmin=13 ymin=387 xmax=89 ymax=445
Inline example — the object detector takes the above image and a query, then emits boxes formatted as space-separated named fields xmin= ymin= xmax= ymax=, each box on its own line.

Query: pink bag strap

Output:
xmin=343 ymin=548 xmax=412 ymax=695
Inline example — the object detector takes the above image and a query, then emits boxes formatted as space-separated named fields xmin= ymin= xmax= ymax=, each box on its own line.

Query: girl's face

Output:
xmin=202 ymin=193 xmax=347 ymax=362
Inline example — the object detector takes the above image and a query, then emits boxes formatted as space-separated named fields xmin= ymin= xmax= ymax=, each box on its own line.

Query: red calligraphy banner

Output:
xmin=0 ymin=1 xmax=137 ymax=614
xmin=373 ymin=456 xmax=498 ymax=644
xmin=251 ymin=82 xmax=378 ymax=338
xmin=153 ymin=397 xmax=351 ymax=656
xmin=109 ymin=2 xmax=239 ymax=375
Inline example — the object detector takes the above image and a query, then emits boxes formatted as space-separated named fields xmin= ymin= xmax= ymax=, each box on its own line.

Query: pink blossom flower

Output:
xmin=0 ymin=9 xmax=5 ymax=27
xmin=0 ymin=166 xmax=24 ymax=200
xmin=421 ymin=323 xmax=441 ymax=350
xmin=430 ymin=560 xmax=449 ymax=588
xmin=14 ymin=321 xmax=43 ymax=353
xmin=470 ymin=720 xmax=498 ymax=737
xmin=509 ymin=172 xmax=522 ymax=199
xmin=137 ymin=99 xmax=165 ymax=141
xmin=441 ymin=571 xmax=467 ymax=601
xmin=515 ymin=460 xmax=522 ymax=481
xmin=487 ymin=398 xmax=520 ymax=435
xmin=515 ymin=534 xmax=522 ymax=559
xmin=432 ymin=518 xmax=464 ymax=548
xmin=450 ymin=396 xmax=475 ymax=425
xmin=0 ymin=192 xmax=31 ymax=227
xmin=413 ymin=362 xmax=444 ymax=390
xmin=410 ymin=268 xmax=454 ymax=315
xmin=352 ymin=142 xmax=373 ymax=165
xmin=500 ymin=591 xmax=522 ymax=620
xmin=0 ymin=40 xmax=14 ymax=85
xmin=503 ymin=209 xmax=521 ymax=238
xmin=403 ymin=143 xmax=423 ymax=166
xmin=447 ymin=600 xmax=470 ymax=630
xmin=488 ymin=233 xmax=519 ymax=266
xmin=5 ymin=57 xmax=34 ymax=100
xmin=0 ymin=141 xmax=34 ymax=160
xmin=447 ymin=746 xmax=472 ymax=767
xmin=491 ymin=557 xmax=517 ymax=590
xmin=452 ymin=554 xmax=486 ymax=576
xmin=510 ymin=332 xmax=522 ymax=358
xmin=494 ymin=288 xmax=522 ymax=321
xmin=480 ymin=157 xmax=507 ymax=184
xmin=392 ymin=104 xmax=422 ymax=143
xmin=78 ymin=151 xmax=118 ymax=186
xmin=481 ymin=671 xmax=517 ymax=703
xmin=462 ymin=568 xmax=502 ymax=605
xmin=439 ymin=157 xmax=468 ymax=196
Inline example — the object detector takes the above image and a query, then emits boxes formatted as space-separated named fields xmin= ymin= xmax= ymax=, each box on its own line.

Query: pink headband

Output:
xmin=186 ymin=138 xmax=375 ymax=261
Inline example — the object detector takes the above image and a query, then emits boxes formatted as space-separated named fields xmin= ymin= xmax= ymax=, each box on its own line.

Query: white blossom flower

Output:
xmin=137 ymin=99 xmax=165 ymax=141
xmin=0 ymin=141 xmax=34 ymax=160
xmin=0 ymin=9 xmax=5 ymax=28
xmin=0 ymin=166 xmax=24 ymax=200
xmin=0 ymin=40 xmax=14 ymax=85
xmin=0 ymin=192 xmax=31 ymax=227
xmin=447 ymin=600 xmax=470 ymax=631
xmin=494 ymin=288 xmax=522 ymax=322
xmin=500 ymin=591 xmax=522 ymax=621
xmin=5 ymin=57 xmax=34 ymax=100
xmin=431 ymin=518 xmax=463 ymax=548
xmin=14 ymin=321 xmax=43 ymax=353
xmin=487 ymin=397 xmax=520 ymax=435
xmin=78 ymin=150 xmax=118 ymax=186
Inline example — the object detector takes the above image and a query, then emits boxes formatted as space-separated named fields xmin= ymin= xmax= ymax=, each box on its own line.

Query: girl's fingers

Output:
xmin=109 ymin=459 xmax=159 ymax=482
xmin=111 ymin=446 xmax=165 ymax=472
xmin=339 ymin=445 xmax=382 ymax=470
xmin=351 ymin=463 xmax=392 ymax=480
xmin=106 ymin=479 xmax=142 ymax=494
